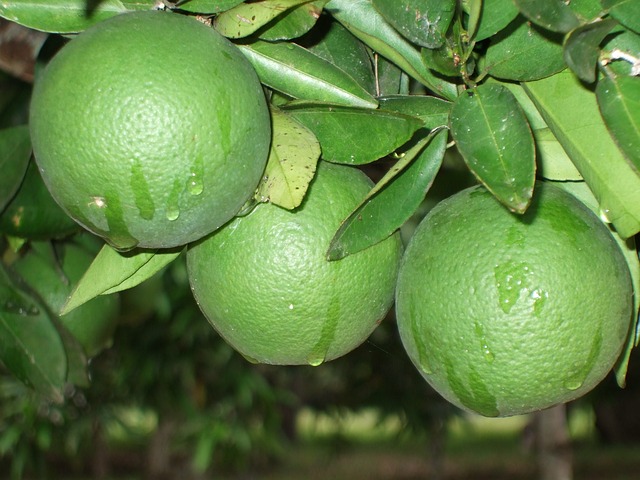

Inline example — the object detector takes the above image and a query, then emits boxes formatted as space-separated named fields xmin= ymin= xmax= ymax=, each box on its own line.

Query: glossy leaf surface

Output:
xmin=450 ymin=83 xmax=536 ymax=213
xmin=283 ymin=103 xmax=422 ymax=164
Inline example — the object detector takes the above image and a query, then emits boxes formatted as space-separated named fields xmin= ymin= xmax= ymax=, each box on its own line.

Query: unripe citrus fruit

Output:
xmin=13 ymin=240 xmax=120 ymax=357
xmin=396 ymin=182 xmax=633 ymax=417
xmin=187 ymin=162 xmax=403 ymax=365
xmin=29 ymin=11 xmax=271 ymax=250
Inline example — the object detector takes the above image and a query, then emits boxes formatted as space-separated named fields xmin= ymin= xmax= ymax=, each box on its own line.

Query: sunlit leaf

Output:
xmin=483 ymin=17 xmax=565 ymax=81
xmin=0 ymin=266 xmax=65 ymax=402
xmin=238 ymin=41 xmax=378 ymax=108
xmin=474 ymin=0 xmax=519 ymax=41
xmin=174 ymin=0 xmax=244 ymax=13
xmin=596 ymin=75 xmax=640 ymax=172
xmin=282 ymin=103 xmax=422 ymax=164
xmin=378 ymin=94 xmax=451 ymax=129
xmin=325 ymin=0 xmax=458 ymax=101
xmin=371 ymin=0 xmax=456 ymax=49
xmin=213 ymin=0 xmax=309 ymax=38
xmin=328 ymin=128 xmax=447 ymax=260
xmin=255 ymin=109 xmax=320 ymax=209
xmin=61 ymin=245 xmax=182 ymax=314
xmin=0 ymin=125 xmax=31 ymax=213
xmin=602 ymin=0 xmax=640 ymax=34
xmin=258 ymin=1 xmax=325 ymax=41
xmin=513 ymin=0 xmax=580 ymax=33
xmin=563 ymin=18 xmax=618 ymax=83
xmin=304 ymin=19 xmax=376 ymax=95
xmin=450 ymin=83 xmax=536 ymax=213
xmin=0 ymin=0 xmax=152 ymax=33
xmin=524 ymin=69 xmax=640 ymax=238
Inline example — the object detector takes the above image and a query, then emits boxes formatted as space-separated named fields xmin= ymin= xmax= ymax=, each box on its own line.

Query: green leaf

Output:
xmin=596 ymin=75 xmax=640 ymax=172
xmin=378 ymin=94 xmax=451 ymax=129
xmin=483 ymin=17 xmax=565 ymax=81
xmin=524 ymin=69 xmax=640 ymax=238
xmin=255 ymin=108 xmax=320 ymax=209
xmin=174 ymin=0 xmax=244 ymax=14
xmin=462 ymin=0 xmax=482 ymax=40
xmin=304 ymin=19 xmax=376 ymax=94
xmin=533 ymin=128 xmax=583 ymax=181
xmin=0 ymin=266 xmax=66 ymax=402
xmin=61 ymin=245 xmax=182 ymax=314
xmin=238 ymin=41 xmax=378 ymax=108
xmin=602 ymin=0 xmax=640 ymax=34
xmin=213 ymin=0 xmax=309 ymax=38
xmin=564 ymin=18 xmax=618 ymax=83
xmin=474 ymin=0 xmax=519 ymax=41
xmin=370 ymin=0 xmax=456 ymax=49
xmin=0 ymin=126 xmax=31 ymax=213
xmin=258 ymin=1 xmax=326 ymax=41
xmin=513 ymin=0 xmax=580 ymax=33
xmin=328 ymin=128 xmax=447 ymax=260
xmin=602 ymin=26 xmax=640 ymax=77
xmin=0 ymin=0 xmax=152 ymax=34
xmin=282 ymin=103 xmax=423 ymax=164
xmin=450 ymin=83 xmax=536 ymax=213
xmin=325 ymin=0 xmax=458 ymax=101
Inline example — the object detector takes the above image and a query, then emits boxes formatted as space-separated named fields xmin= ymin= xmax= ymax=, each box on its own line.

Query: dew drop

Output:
xmin=417 ymin=356 xmax=433 ymax=375
xmin=187 ymin=172 xmax=204 ymax=196
xmin=241 ymin=354 xmax=260 ymax=364
xmin=166 ymin=206 xmax=180 ymax=221
xmin=306 ymin=352 xmax=325 ymax=367
xmin=563 ymin=378 xmax=583 ymax=391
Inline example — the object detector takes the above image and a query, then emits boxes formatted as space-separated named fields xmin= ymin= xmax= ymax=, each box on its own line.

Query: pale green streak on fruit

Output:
xmin=130 ymin=160 xmax=156 ymax=220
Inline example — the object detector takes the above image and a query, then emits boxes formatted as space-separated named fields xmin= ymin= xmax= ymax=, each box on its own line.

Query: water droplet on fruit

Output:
xmin=187 ymin=172 xmax=204 ymax=196
xmin=241 ymin=354 xmax=259 ymax=364
xmin=563 ymin=378 xmax=583 ymax=391
xmin=417 ymin=356 xmax=433 ymax=375
xmin=598 ymin=208 xmax=611 ymax=223
xmin=475 ymin=320 xmax=494 ymax=363
xmin=306 ymin=352 xmax=325 ymax=367
xmin=166 ymin=178 xmax=182 ymax=221
xmin=166 ymin=206 xmax=180 ymax=221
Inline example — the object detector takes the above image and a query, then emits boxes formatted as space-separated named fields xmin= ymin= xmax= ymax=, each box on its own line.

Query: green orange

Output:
xmin=29 ymin=11 xmax=271 ymax=250
xmin=395 ymin=182 xmax=633 ymax=417
xmin=187 ymin=162 xmax=403 ymax=365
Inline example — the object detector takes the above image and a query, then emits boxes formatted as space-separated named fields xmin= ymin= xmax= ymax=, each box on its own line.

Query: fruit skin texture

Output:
xmin=187 ymin=162 xmax=403 ymax=365
xmin=29 ymin=11 xmax=271 ymax=250
xmin=395 ymin=182 xmax=633 ymax=417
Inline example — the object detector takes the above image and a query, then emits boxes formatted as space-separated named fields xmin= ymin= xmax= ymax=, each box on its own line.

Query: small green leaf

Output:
xmin=258 ymin=1 xmax=326 ymax=41
xmin=597 ymin=75 xmax=640 ymax=172
xmin=564 ymin=18 xmax=618 ymax=83
xmin=174 ymin=0 xmax=244 ymax=13
xmin=513 ymin=0 xmax=580 ymax=33
xmin=0 ymin=126 xmax=31 ymax=213
xmin=282 ymin=103 xmax=423 ymax=164
xmin=213 ymin=0 xmax=309 ymax=38
xmin=474 ymin=0 xmax=519 ymax=41
xmin=255 ymin=109 xmax=320 ymax=209
xmin=61 ymin=245 xmax=182 ymax=314
xmin=0 ymin=0 xmax=151 ymax=33
xmin=483 ymin=17 xmax=565 ymax=81
xmin=238 ymin=41 xmax=378 ymax=108
xmin=370 ymin=0 xmax=456 ymax=49
xmin=602 ymin=0 xmax=640 ymax=34
xmin=305 ymin=19 xmax=376 ymax=95
xmin=450 ymin=83 xmax=536 ymax=213
xmin=378 ymin=94 xmax=452 ymax=129
xmin=463 ymin=0 xmax=483 ymax=40
xmin=328 ymin=128 xmax=447 ymax=260
xmin=524 ymin=69 xmax=640 ymax=238
xmin=325 ymin=0 xmax=458 ymax=101
xmin=0 ymin=266 xmax=66 ymax=402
